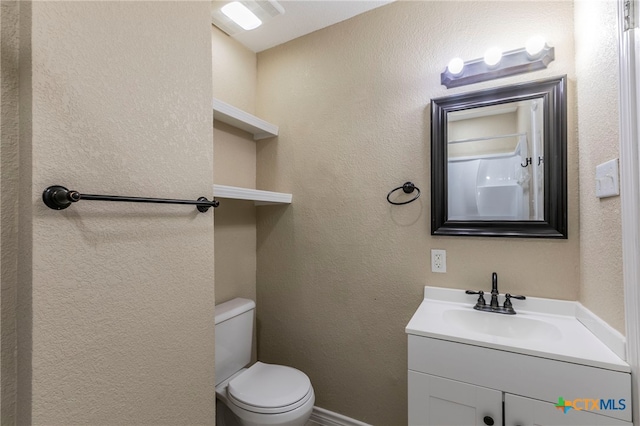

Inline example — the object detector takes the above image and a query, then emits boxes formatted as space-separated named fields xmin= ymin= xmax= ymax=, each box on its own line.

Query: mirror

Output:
xmin=431 ymin=76 xmax=567 ymax=238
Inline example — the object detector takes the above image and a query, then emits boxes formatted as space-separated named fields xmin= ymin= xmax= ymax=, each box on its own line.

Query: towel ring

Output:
xmin=387 ymin=182 xmax=421 ymax=205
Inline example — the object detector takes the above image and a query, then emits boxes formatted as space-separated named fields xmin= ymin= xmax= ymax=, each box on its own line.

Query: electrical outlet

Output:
xmin=431 ymin=249 xmax=446 ymax=273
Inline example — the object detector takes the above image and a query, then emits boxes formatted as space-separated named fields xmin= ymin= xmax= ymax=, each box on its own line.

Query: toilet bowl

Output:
xmin=216 ymin=362 xmax=315 ymax=426
xmin=215 ymin=298 xmax=315 ymax=426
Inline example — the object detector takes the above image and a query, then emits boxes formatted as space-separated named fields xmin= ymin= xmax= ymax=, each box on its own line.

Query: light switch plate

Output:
xmin=595 ymin=159 xmax=620 ymax=198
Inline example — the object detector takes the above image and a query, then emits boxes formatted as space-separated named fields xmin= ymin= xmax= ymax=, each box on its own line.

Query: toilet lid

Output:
xmin=228 ymin=362 xmax=311 ymax=410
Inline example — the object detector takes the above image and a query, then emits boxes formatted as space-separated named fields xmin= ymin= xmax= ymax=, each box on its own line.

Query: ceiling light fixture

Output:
xmin=212 ymin=0 xmax=285 ymax=36
xmin=441 ymin=39 xmax=555 ymax=89
xmin=221 ymin=2 xmax=262 ymax=31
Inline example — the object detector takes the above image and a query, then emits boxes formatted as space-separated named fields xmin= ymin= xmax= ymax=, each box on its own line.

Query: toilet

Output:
xmin=215 ymin=298 xmax=315 ymax=426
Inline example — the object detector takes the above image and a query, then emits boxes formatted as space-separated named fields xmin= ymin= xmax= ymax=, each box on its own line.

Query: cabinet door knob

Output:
xmin=483 ymin=416 xmax=494 ymax=426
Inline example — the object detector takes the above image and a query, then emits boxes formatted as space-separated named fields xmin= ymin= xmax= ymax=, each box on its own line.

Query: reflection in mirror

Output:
xmin=447 ymin=100 xmax=544 ymax=221
xmin=431 ymin=76 xmax=567 ymax=238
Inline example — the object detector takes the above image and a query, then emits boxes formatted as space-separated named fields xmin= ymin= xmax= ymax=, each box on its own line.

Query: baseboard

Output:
xmin=309 ymin=407 xmax=371 ymax=426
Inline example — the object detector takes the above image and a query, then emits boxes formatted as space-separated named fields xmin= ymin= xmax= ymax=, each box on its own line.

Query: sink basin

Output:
xmin=405 ymin=286 xmax=630 ymax=373
xmin=443 ymin=308 xmax=563 ymax=341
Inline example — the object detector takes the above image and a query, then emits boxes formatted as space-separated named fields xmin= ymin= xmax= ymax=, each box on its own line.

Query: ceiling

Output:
xmin=213 ymin=0 xmax=395 ymax=52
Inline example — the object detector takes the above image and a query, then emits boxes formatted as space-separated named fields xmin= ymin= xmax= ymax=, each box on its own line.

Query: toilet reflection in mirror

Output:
xmin=447 ymin=100 xmax=544 ymax=221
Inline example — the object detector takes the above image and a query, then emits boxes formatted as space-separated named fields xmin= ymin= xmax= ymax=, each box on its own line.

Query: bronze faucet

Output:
xmin=466 ymin=272 xmax=526 ymax=315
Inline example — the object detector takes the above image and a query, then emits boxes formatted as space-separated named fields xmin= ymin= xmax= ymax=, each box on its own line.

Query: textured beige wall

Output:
xmin=1 ymin=2 xmax=30 ymax=423
xmin=1 ymin=2 xmax=19 ymax=422
xmin=256 ymin=2 xmax=577 ymax=423
xmin=214 ymin=199 xmax=257 ymax=304
xmin=575 ymin=0 xmax=624 ymax=332
xmin=448 ymin=112 xmax=519 ymax=157
xmin=212 ymin=26 xmax=259 ymax=304
xmin=26 ymin=2 xmax=215 ymax=424
xmin=212 ymin=26 xmax=256 ymax=114
xmin=214 ymin=122 xmax=256 ymax=189
xmin=0 ymin=4 xmax=3 ymax=417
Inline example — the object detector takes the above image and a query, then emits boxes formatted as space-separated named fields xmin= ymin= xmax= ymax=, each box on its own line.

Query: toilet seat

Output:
xmin=227 ymin=362 xmax=312 ymax=414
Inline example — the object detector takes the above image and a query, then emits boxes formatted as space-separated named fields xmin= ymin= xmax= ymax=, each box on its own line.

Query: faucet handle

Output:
xmin=465 ymin=290 xmax=486 ymax=307
xmin=506 ymin=293 xmax=526 ymax=300
xmin=504 ymin=293 xmax=526 ymax=310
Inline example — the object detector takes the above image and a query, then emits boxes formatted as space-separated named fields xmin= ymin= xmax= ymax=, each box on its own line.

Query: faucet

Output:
xmin=490 ymin=272 xmax=499 ymax=309
xmin=466 ymin=272 xmax=526 ymax=315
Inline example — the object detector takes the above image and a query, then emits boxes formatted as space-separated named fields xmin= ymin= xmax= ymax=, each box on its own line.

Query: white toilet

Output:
xmin=215 ymin=298 xmax=315 ymax=426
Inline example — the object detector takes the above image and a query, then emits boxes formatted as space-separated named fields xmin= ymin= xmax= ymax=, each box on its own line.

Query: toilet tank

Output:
xmin=215 ymin=298 xmax=256 ymax=385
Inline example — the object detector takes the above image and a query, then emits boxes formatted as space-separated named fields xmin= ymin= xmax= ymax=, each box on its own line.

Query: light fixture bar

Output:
xmin=441 ymin=45 xmax=555 ymax=89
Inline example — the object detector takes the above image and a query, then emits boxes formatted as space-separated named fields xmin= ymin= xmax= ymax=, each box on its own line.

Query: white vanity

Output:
xmin=406 ymin=287 xmax=631 ymax=426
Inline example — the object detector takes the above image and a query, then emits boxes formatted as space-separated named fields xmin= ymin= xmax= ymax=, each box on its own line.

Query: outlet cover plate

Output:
xmin=431 ymin=249 xmax=446 ymax=273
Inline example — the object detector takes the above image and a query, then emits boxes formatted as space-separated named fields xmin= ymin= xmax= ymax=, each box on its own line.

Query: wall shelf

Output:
xmin=213 ymin=98 xmax=278 ymax=140
xmin=213 ymin=184 xmax=292 ymax=206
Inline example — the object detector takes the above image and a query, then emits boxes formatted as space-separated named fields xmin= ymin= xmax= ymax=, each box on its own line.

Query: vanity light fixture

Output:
xmin=441 ymin=37 xmax=555 ymax=89
xmin=211 ymin=0 xmax=285 ymax=36
xmin=447 ymin=57 xmax=465 ymax=75
xmin=525 ymin=35 xmax=547 ymax=57
xmin=483 ymin=47 xmax=503 ymax=67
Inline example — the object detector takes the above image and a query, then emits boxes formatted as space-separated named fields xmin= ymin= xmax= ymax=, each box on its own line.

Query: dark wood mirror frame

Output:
xmin=431 ymin=75 xmax=567 ymax=238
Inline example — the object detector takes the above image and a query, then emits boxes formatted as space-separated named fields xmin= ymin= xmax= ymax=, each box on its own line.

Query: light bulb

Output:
xmin=447 ymin=57 xmax=465 ymax=75
xmin=484 ymin=47 xmax=502 ymax=67
xmin=526 ymin=36 xmax=546 ymax=57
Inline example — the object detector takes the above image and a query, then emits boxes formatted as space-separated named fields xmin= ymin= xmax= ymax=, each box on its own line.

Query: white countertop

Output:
xmin=405 ymin=286 xmax=629 ymax=372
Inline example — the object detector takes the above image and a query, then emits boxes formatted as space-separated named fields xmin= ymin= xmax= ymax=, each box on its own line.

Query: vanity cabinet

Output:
xmin=504 ymin=394 xmax=630 ymax=426
xmin=407 ymin=335 xmax=632 ymax=426
xmin=409 ymin=369 xmax=630 ymax=426
xmin=406 ymin=287 xmax=632 ymax=426
xmin=409 ymin=371 xmax=502 ymax=425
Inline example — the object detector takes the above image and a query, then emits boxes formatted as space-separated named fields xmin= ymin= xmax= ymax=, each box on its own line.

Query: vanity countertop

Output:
xmin=406 ymin=286 xmax=629 ymax=373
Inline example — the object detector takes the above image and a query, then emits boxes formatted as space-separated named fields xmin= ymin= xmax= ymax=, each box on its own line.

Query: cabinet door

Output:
xmin=409 ymin=370 xmax=502 ymax=426
xmin=505 ymin=394 xmax=631 ymax=426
